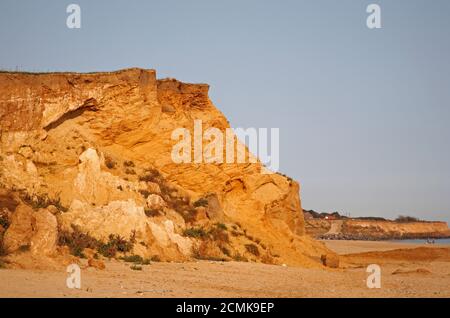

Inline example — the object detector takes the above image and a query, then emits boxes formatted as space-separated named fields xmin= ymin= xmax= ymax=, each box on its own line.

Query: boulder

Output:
xmin=30 ymin=209 xmax=58 ymax=256
xmin=321 ymin=253 xmax=340 ymax=268
xmin=146 ymin=194 xmax=166 ymax=210
xmin=3 ymin=204 xmax=33 ymax=253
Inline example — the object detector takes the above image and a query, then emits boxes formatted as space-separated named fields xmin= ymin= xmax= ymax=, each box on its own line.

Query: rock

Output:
xmin=193 ymin=207 xmax=208 ymax=222
xmin=0 ymin=188 xmax=20 ymax=212
xmin=161 ymin=103 xmax=176 ymax=113
xmin=46 ymin=205 xmax=60 ymax=215
xmin=147 ymin=182 xmax=161 ymax=195
xmin=30 ymin=209 xmax=58 ymax=256
xmin=3 ymin=205 xmax=58 ymax=256
xmin=83 ymin=248 xmax=97 ymax=259
xmin=205 ymin=193 xmax=224 ymax=221
xmin=88 ymin=258 xmax=105 ymax=270
xmin=146 ymin=194 xmax=166 ymax=210
xmin=3 ymin=204 xmax=33 ymax=253
xmin=321 ymin=253 xmax=340 ymax=268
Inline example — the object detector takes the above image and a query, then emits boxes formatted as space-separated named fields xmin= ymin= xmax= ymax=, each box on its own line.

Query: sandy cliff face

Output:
xmin=0 ymin=68 xmax=328 ymax=268
xmin=340 ymin=220 xmax=450 ymax=240
xmin=306 ymin=219 xmax=450 ymax=240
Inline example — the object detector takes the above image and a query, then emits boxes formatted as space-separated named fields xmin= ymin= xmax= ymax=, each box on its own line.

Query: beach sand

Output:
xmin=0 ymin=240 xmax=449 ymax=298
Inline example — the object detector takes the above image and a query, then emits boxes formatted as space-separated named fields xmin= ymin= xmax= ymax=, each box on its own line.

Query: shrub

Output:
xmin=216 ymin=223 xmax=227 ymax=231
xmin=139 ymin=169 xmax=161 ymax=183
xmin=130 ymin=265 xmax=142 ymax=271
xmin=209 ymin=227 xmax=229 ymax=244
xmin=58 ymin=226 xmax=134 ymax=259
xmin=125 ymin=168 xmax=136 ymax=175
xmin=193 ymin=198 xmax=208 ymax=208
xmin=183 ymin=227 xmax=207 ymax=238
xmin=150 ymin=255 xmax=161 ymax=262
xmin=139 ymin=189 xmax=151 ymax=198
xmin=144 ymin=208 xmax=161 ymax=217
xmin=233 ymin=253 xmax=248 ymax=262
xmin=395 ymin=215 xmax=419 ymax=223
xmin=121 ymin=255 xmax=143 ymax=263
xmin=18 ymin=245 xmax=30 ymax=253
xmin=58 ymin=225 xmax=100 ymax=257
xmin=123 ymin=160 xmax=135 ymax=168
xmin=105 ymin=156 xmax=116 ymax=169
xmin=245 ymin=244 xmax=260 ymax=256
xmin=0 ymin=214 xmax=9 ymax=229
xmin=21 ymin=193 xmax=68 ymax=212
xmin=98 ymin=234 xmax=133 ymax=258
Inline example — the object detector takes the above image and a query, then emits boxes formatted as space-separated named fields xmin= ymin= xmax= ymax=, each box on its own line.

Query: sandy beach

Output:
xmin=1 ymin=240 xmax=449 ymax=298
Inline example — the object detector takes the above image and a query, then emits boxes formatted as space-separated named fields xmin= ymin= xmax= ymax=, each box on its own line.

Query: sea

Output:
xmin=391 ymin=238 xmax=450 ymax=245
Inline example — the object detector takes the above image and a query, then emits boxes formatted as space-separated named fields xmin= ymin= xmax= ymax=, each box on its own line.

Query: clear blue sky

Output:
xmin=1 ymin=0 xmax=449 ymax=223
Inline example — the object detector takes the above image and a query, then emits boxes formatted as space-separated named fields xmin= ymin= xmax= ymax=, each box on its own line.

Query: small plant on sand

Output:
xmin=130 ymin=265 xmax=143 ymax=271
xmin=150 ymin=255 xmax=161 ymax=262
xmin=121 ymin=255 xmax=143 ymax=263
xmin=58 ymin=224 xmax=100 ymax=258
xmin=245 ymin=243 xmax=260 ymax=256
xmin=98 ymin=234 xmax=133 ymax=258
xmin=125 ymin=168 xmax=136 ymax=175
xmin=233 ymin=253 xmax=248 ymax=262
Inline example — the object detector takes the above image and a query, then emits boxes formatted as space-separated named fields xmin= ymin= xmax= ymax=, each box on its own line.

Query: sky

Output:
xmin=1 ymin=0 xmax=449 ymax=223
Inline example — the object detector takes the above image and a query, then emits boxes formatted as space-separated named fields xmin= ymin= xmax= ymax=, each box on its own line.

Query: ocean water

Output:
xmin=391 ymin=238 xmax=450 ymax=245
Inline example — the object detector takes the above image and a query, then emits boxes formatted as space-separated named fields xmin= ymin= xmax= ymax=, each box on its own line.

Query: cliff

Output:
xmin=306 ymin=218 xmax=450 ymax=240
xmin=0 ymin=68 xmax=329 ymax=268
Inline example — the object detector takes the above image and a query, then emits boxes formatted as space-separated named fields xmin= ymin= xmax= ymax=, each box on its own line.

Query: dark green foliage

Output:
xmin=97 ymin=234 xmax=133 ymax=258
xmin=121 ymin=255 xmax=143 ymax=263
xmin=183 ymin=227 xmax=207 ymax=238
xmin=58 ymin=225 xmax=100 ymax=257
xmin=193 ymin=198 xmax=208 ymax=208
xmin=58 ymin=225 xmax=134 ymax=258
xmin=21 ymin=193 xmax=68 ymax=212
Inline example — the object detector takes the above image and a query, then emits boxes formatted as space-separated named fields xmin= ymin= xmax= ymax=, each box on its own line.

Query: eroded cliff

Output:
xmin=0 ymin=68 xmax=329 ymax=269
